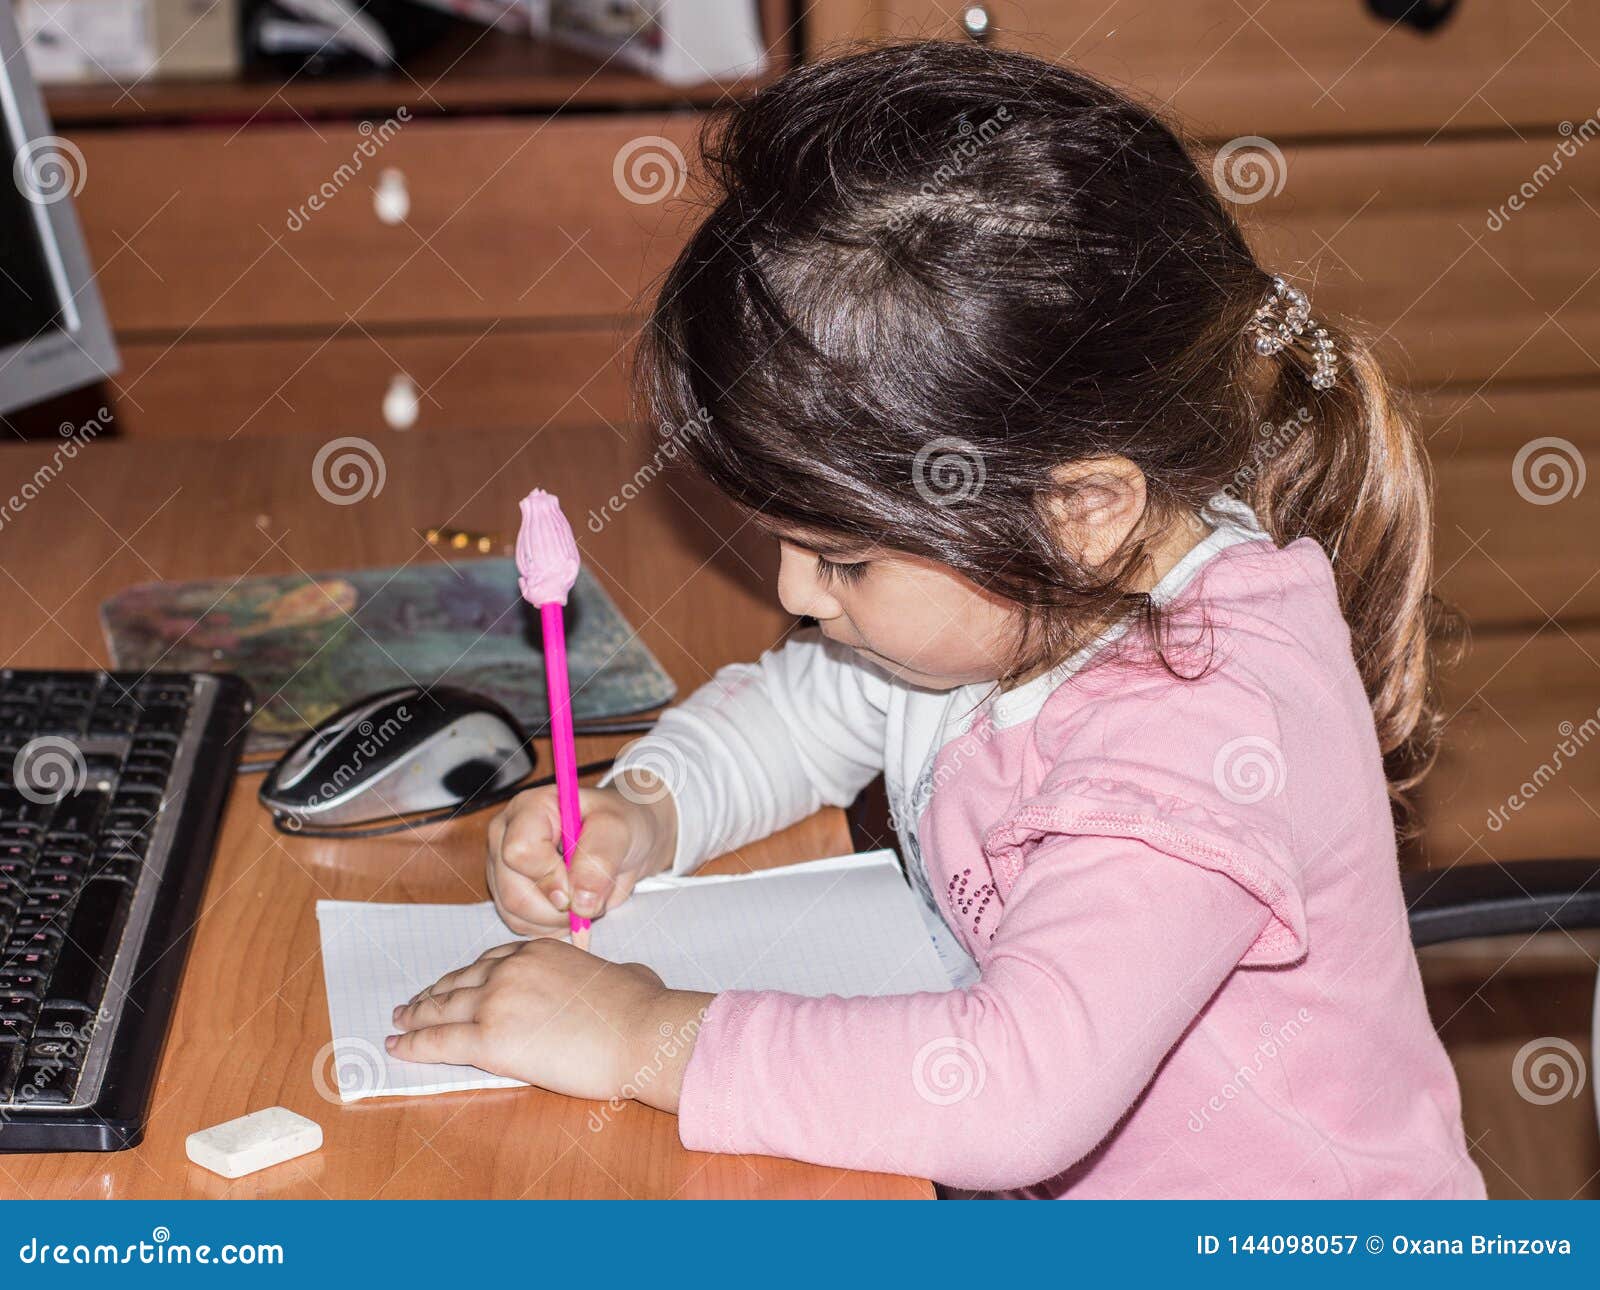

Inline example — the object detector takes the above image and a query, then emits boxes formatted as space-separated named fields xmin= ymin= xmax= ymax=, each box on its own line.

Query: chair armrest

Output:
xmin=1403 ymin=859 xmax=1600 ymax=947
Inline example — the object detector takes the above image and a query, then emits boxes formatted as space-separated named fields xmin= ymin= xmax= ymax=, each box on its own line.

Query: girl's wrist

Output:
xmin=625 ymin=986 xmax=714 ymax=1115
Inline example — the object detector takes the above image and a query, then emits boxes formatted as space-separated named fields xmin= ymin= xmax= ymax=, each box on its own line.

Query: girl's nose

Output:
xmin=777 ymin=542 xmax=844 ymax=621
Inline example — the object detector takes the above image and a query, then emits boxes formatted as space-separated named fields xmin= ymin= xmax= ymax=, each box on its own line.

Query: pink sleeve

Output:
xmin=677 ymin=835 xmax=1272 ymax=1191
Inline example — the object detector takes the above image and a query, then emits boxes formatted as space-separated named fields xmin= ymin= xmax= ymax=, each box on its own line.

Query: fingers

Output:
xmin=566 ymin=811 xmax=630 ymax=919
xmin=405 ymin=943 xmax=518 ymax=1006
xmin=386 ymin=1022 xmax=480 ymax=1065
xmin=494 ymin=793 xmax=575 ymax=918
xmin=393 ymin=986 xmax=478 ymax=1029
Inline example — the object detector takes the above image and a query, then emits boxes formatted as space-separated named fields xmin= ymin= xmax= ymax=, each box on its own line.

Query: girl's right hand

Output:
xmin=486 ymin=776 xmax=678 ymax=938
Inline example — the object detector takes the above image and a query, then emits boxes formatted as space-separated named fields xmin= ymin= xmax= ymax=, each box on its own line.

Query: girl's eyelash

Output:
xmin=815 ymin=554 xmax=869 ymax=585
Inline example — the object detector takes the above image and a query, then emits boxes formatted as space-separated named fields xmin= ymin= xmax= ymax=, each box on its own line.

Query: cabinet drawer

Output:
xmin=72 ymin=114 xmax=700 ymax=334
xmin=1234 ymin=135 xmax=1600 ymax=386
xmin=860 ymin=2 xmax=1600 ymax=138
xmin=1427 ymin=382 xmax=1600 ymax=629
xmin=1423 ymin=627 xmax=1600 ymax=865
xmin=110 ymin=325 xmax=635 ymax=439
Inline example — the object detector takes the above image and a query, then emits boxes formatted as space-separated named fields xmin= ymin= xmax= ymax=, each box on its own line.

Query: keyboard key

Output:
xmin=97 ymin=836 xmax=150 ymax=862
xmin=48 ymin=788 xmax=108 ymax=840
xmin=0 ymin=859 xmax=33 ymax=885
xmin=22 ymin=889 xmax=71 ymax=915
xmin=35 ymin=853 xmax=91 ymax=879
xmin=13 ymin=1061 xmax=75 ymax=1105
xmin=27 ymin=1029 xmax=88 ymax=1067
xmin=0 ymin=994 xmax=38 ymax=1024
xmin=0 ymin=791 xmax=52 ymax=826
xmin=95 ymin=857 xmax=143 ymax=883
xmin=41 ymin=879 xmax=131 ymax=1013
xmin=5 ymin=928 xmax=61 ymax=956
xmin=129 ymin=735 xmax=177 ymax=761
xmin=135 ymin=704 xmax=188 ymax=736
xmin=4 ymin=956 xmax=57 ymax=984
xmin=116 ymin=770 xmax=169 ymax=793
xmin=0 ymin=971 xmax=44 ymax=997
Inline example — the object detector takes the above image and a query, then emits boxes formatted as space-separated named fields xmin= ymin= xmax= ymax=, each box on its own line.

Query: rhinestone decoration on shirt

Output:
xmin=947 ymin=867 xmax=998 ymax=943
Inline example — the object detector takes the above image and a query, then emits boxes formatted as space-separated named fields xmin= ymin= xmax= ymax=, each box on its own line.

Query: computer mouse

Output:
xmin=258 ymin=685 xmax=535 ymax=827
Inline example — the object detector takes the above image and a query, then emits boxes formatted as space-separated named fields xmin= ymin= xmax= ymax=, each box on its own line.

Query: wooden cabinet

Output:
xmin=61 ymin=112 xmax=698 ymax=442
xmin=818 ymin=1 xmax=1600 ymax=137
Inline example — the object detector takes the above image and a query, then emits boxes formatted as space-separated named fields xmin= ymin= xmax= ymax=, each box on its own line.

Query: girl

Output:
xmin=390 ymin=39 xmax=1486 ymax=1200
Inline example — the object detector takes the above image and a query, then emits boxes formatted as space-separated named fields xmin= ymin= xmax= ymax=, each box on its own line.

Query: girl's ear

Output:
xmin=1043 ymin=457 xmax=1149 ymax=568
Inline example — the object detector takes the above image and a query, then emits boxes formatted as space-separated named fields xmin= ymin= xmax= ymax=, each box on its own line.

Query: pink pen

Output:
xmin=515 ymin=489 xmax=589 ymax=943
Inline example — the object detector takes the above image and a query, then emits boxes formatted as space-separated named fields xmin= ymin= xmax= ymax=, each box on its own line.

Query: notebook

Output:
xmin=314 ymin=850 xmax=978 ymax=1102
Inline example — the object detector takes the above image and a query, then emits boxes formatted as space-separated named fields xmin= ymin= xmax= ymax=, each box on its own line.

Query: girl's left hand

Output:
xmin=387 ymin=939 xmax=712 ymax=1112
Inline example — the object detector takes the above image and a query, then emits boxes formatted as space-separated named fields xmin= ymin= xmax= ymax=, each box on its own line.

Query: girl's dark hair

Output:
xmin=633 ymin=38 xmax=1451 ymax=825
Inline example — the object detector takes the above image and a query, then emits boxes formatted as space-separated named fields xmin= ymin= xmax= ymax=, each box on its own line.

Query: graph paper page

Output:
xmin=315 ymin=850 xmax=974 ymax=1101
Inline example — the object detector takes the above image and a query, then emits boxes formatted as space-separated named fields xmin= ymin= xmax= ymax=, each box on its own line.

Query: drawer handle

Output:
xmin=374 ymin=168 xmax=410 ymax=226
xmin=382 ymin=373 xmax=420 ymax=431
xmin=960 ymin=5 xmax=992 ymax=42
xmin=1365 ymin=0 xmax=1458 ymax=33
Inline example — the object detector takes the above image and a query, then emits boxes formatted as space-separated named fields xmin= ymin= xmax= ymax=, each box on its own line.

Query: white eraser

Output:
xmin=186 ymin=1107 xmax=322 ymax=1179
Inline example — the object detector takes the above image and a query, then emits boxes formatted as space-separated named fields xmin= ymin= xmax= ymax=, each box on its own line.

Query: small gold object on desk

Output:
xmin=423 ymin=525 xmax=503 ymax=555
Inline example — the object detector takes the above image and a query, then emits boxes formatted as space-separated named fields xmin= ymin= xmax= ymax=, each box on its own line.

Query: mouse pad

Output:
xmin=99 ymin=557 xmax=676 ymax=758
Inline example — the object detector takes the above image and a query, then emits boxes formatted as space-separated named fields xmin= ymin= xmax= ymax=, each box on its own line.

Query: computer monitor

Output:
xmin=0 ymin=1 xmax=118 ymax=417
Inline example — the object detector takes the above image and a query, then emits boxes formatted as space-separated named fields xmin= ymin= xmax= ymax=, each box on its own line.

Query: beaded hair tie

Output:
xmin=1249 ymin=275 xmax=1339 ymax=391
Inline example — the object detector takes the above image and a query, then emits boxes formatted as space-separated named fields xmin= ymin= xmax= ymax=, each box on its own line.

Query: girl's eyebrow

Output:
xmin=771 ymin=528 xmax=874 ymax=558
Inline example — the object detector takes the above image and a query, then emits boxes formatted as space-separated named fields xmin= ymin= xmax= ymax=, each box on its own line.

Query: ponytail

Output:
xmin=1242 ymin=322 xmax=1459 ymax=831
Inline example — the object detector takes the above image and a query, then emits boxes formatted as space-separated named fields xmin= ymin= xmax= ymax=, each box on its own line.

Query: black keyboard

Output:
xmin=0 ymin=669 xmax=251 ymax=1152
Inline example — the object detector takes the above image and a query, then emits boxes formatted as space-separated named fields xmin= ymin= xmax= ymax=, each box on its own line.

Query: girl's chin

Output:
xmin=850 ymin=646 xmax=980 ymax=692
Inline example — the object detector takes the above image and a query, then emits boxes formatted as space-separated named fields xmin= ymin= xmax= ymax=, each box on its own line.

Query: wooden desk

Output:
xmin=0 ymin=423 xmax=931 ymax=1200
